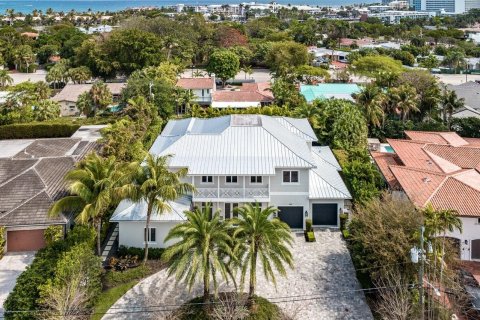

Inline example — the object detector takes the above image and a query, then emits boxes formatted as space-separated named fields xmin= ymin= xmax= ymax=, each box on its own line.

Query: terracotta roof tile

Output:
xmin=404 ymin=131 xmax=468 ymax=147
xmin=424 ymin=144 xmax=480 ymax=169
xmin=464 ymin=138 xmax=480 ymax=148
xmin=370 ymin=152 xmax=402 ymax=188
xmin=177 ymin=78 xmax=214 ymax=90
xmin=387 ymin=139 xmax=443 ymax=172
xmin=430 ymin=178 xmax=480 ymax=217
xmin=212 ymin=90 xmax=273 ymax=102
xmin=389 ymin=166 xmax=446 ymax=207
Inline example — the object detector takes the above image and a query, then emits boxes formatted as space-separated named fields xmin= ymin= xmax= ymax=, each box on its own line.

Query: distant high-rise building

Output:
xmin=465 ymin=0 xmax=480 ymax=11
xmin=413 ymin=0 xmax=465 ymax=13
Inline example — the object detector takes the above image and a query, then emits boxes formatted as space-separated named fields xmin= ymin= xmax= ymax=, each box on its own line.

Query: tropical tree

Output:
xmin=441 ymin=87 xmax=464 ymax=127
xmin=176 ymin=89 xmax=196 ymax=114
xmin=49 ymin=153 xmax=127 ymax=255
xmin=126 ymin=154 xmax=194 ymax=263
xmin=76 ymin=91 xmax=94 ymax=117
xmin=354 ymin=84 xmax=385 ymax=128
xmin=46 ymin=63 xmax=68 ymax=89
xmin=90 ymin=81 xmax=112 ymax=112
xmin=388 ymin=85 xmax=419 ymax=122
xmin=443 ymin=50 xmax=466 ymax=74
xmin=14 ymin=45 xmax=36 ymax=73
xmin=293 ymin=103 xmax=320 ymax=129
xmin=163 ymin=206 xmax=235 ymax=302
xmin=68 ymin=66 xmax=92 ymax=84
xmin=206 ymin=49 xmax=240 ymax=87
xmin=0 ymin=69 xmax=13 ymax=88
xmin=231 ymin=203 xmax=294 ymax=300
xmin=33 ymin=100 xmax=60 ymax=121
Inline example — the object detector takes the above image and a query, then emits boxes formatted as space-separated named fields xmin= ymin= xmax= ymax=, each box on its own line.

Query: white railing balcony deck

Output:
xmin=194 ymin=187 xmax=269 ymax=200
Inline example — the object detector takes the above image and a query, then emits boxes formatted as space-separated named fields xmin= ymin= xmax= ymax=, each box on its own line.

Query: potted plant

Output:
xmin=304 ymin=218 xmax=316 ymax=242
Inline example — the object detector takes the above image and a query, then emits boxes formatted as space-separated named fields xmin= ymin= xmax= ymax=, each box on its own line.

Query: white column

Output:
xmin=217 ymin=176 xmax=220 ymax=199
xmin=243 ymin=176 xmax=245 ymax=198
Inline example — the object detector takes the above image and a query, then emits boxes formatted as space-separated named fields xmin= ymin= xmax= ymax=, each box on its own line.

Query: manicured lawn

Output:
xmin=91 ymin=280 xmax=138 ymax=320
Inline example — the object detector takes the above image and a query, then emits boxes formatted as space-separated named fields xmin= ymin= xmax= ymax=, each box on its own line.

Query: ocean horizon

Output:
xmin=1 ymin=0 xmax=376 ymax=14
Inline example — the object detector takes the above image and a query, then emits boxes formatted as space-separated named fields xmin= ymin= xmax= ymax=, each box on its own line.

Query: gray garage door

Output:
xmin=312 ymin=204 xmax=338 ymax=226
xmin=278 ymin=206 xmax=303 ymax=229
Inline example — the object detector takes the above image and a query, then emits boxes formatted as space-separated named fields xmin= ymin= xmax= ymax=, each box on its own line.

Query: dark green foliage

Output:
xmin=413 ymin=120 xmax=448 ymax=132
xmin=117 ymin=245 xmax=164 ymax=260
xmin=451 ymin=117 xmax=480 ymax=138
xmin=339 ymin=213 xmax=348 ymax=231
xmin=370 ymin=119 xmax=414 ymax=141
xmin=175 ymin=295 xmax=282 ymax=320
xmin=0 ymin=122 xmax=80 ymax=139
xmin=103 ymin=265 xmax=151 ymax=288
xmin=4 ymin=226 xmax=96 ymax=320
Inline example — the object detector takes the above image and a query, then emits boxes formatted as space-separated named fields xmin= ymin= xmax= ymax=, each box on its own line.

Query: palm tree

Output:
xmin=192 ymin=70 xmax=205 ymax=78
xmin=176 ymin=89 xmax=196 ymax=114
xmin=49 ymin=153 xmax=126 ymax=255
xmin=76 ymin=91 xmax=93 ymax=117
xmin=443 ymin=50 xmax=466 ymax=74
xmin=163 ymin=206 xmax=235 ymax=302
xmin=388 ymin=85 xmax=419 ymax=122
xmin=90 ymin=81 xmax=112 ymax=113
xmin=231 ymin=203 xmax=294 ymax=300
xmin=0 ymin=69 xmax=13 ymax=88
xmin=354 ymin=84 xmax=385 ymax=128
xmin=242 ymin=65 xmax=253 ymax=80
xmin=126 ymin=154 xmax=194 ymax=263
xmin=293 ymin=103 xmax=321 ymax=129
xmin=441 ymin=86 xmax=464 ymax=127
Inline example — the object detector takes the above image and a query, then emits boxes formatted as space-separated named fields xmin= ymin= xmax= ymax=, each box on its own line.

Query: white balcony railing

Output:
xmin=195 ymin=187 xmax=269 ymax=199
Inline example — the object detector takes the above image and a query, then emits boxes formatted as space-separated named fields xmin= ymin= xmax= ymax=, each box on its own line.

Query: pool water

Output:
xmin=380 ymin=145 xmax=395 ymax=153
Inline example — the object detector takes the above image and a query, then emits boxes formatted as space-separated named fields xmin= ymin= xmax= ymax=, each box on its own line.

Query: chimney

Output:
xmin=211 ymin=73 xmax=216 ymax=92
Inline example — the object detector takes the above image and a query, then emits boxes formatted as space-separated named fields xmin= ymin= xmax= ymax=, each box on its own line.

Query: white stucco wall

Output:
xmin=118 ymin=221 xmax=181 ymax=249
xmin=446 ymin=217 xmax=480 ymax=261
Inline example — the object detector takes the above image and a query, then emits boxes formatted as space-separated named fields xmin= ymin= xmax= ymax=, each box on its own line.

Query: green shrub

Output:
xmin=339 ymin=213 xmax=348 ymax=231
xmin=0 ymin=226 xmax=5 ymax=259
xmin=305 ymin=218 xmax=313 ymax=232
xmin=117 ymin=246 xmax=164 ymax=260
xmin=103 ymin=265 xmax=150 ymax=288
xmin=0 ymin=122 xmax=80 ymax=139
xmin=44 ymin=225 xmax=63 ymax=246
xmin=306 ymin=231 xmax=316 ymax=242
xmin=342 ymin=229 xmax=350 ymax=239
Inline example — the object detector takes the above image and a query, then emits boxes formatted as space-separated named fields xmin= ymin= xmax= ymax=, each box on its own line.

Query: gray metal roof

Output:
xmin=446 ymin=81 xmax=480 ymax=110
xmin=110 ymin=196 xmax=192 ymax=222
xmin=150 ymin=115 xmax=318 ymax=175
xmin=309 ymin=147 xmax=351 ymax=199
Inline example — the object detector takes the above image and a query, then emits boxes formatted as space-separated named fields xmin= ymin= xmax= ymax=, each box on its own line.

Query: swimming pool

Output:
xmin=380 ymin=144 xmax=395 ymax=153
xmin=300 ymin=84 xmax=361 ymax=103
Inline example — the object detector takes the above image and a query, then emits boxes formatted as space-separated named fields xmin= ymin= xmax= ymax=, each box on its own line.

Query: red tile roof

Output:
xmin=212 ymin=90 xmax=272 ymax=102
xmin=177 ymin=78 xmax=214 ymax=90
xmin=372 ymin=131 xmax=480 ymax=217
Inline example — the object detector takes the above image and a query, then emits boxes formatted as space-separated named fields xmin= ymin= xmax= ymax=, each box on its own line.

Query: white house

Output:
xmin=111 ymin=115 xmax=351 ymax=248
xmin=176 ymin=77 xmax=215 ymax=106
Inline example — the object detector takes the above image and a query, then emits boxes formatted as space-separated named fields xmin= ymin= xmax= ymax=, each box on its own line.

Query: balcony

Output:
xmin=194 ymin=187 xmax=269 ymax=201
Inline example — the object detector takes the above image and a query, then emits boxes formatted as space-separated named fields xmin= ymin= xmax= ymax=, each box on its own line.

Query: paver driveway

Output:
xmin=0 ymin=252 xmax=36 ymax=317
xmin=104 ymin=230 xmax=373 ymax=320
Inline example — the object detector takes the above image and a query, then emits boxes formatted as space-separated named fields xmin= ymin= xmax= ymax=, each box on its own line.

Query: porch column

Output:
xmin=217 ymin=176 xmax=220 ymax=199
xmin=243 ymin=176 xmax=245 ymax=198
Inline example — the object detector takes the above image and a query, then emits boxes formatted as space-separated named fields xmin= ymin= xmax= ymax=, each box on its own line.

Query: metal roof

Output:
xmin=309 ymin=147 xmax=351 ymax=200
xmin=150 ymin=115 xmax=318 ymax=175
xmin=110 ymin=196 xmax=192 ymax=222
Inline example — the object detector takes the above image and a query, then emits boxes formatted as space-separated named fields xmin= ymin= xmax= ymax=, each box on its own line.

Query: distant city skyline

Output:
xmin=1 ymin=0 xmax=377 ymax=14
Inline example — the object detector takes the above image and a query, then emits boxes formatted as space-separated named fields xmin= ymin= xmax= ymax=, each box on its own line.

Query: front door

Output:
xmin=277 ymin=206 xmax=303 ymax=229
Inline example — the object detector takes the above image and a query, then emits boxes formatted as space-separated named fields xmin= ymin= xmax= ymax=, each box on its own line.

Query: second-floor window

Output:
xmin=201 ymin=176 xmax=213 ymax=183
xmin=283 ymin=171 xmax=299 ymax=183
xmin=250 ymin=176 xmax=262 ymax=184
xmin=226 ymin=176 xmax=238 ymax=184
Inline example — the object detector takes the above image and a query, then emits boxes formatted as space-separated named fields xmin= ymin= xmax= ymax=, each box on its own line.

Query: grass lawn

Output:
xmin=91 ymin=261 xmax=164 ymax=319
xmin=91 ymin=280 xmax=138 ymax=320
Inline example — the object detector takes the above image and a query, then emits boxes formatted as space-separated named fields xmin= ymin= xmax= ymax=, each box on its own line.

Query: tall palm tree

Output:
xmin=90 ymin=81 xmax=112 ymax=112
xmin=49 ymin=153 xmax=127 ymax=255
xmin=126 ymin=154 xmax=194 ymax=263
xmin=231 ymin=203 xmax=294 ymax=300
xmin=0 ymin=69 xmax=13 ymax=88
xmin=163 ymin=206 xmax=235 ymax=302
xmin=441 ymin=86 xmax=464 ymax=127
xmin=388 ymin=85 xmax=419 ymax=122
xmin=354 ymin=84 xmax=385 ymax=128
xmin=293 ymin=103 xmax=321 ymax=129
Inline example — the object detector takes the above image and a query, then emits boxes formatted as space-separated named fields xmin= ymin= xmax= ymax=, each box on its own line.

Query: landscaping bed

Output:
xmin=171 ymin=293 xmax=283 ymax=320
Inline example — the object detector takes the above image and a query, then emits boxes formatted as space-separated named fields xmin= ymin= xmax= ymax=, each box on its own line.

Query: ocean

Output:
xmin=0 ymin=0 xmax=375 ymax=14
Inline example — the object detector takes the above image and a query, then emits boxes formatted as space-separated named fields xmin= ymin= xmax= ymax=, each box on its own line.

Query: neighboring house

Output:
xmin=309 ymin=47 xmax=349 ymax=65
xmin=0 ymin=126 xmax=103 ymax=252
xmin=176 ymin=77 xmax=216 ymax=106
xmin=371 ymin=131 xmax=480 ymax=261
xmin=447 ymin=81 xmax=480 ymax=119
xmin=300 ymin=83 xmax=361 ymax=103
xmin=111 ymin=115 xmax=351 ymax=248
xmin=52 ymin=83 xmax=126 ymax=117
xmin=211 ymin=83 xmax=274 ymax=109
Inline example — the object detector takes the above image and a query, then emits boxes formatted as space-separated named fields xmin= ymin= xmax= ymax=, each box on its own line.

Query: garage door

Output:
xmin=277 ymin=206 xmax=303 ymax=229
xmin=312 ymin=204 xmax=338 ymax=226
xmin=7 ymin=229 xmax=46 ymax=252
xmin=472 ymin=239 xmax=480 ymax=260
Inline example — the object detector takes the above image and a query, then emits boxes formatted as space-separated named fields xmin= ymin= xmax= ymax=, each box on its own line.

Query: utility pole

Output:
xmin=419 ymin=225 xmax=425 ymax=320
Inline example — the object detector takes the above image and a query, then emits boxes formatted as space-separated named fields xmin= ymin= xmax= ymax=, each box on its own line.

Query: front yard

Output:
xmin=103 ymin=230 xmax=372 ymax=320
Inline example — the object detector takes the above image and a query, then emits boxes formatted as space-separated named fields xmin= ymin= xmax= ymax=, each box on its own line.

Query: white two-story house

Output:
xmin=111 ymin=115 xmax=351 ymax=248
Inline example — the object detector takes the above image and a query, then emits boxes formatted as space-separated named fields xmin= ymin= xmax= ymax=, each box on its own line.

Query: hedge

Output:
xmin=117 ymin=245 xmax=164 ymax=260
xmin=0 ymin=122 xmax=80 ymax=139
